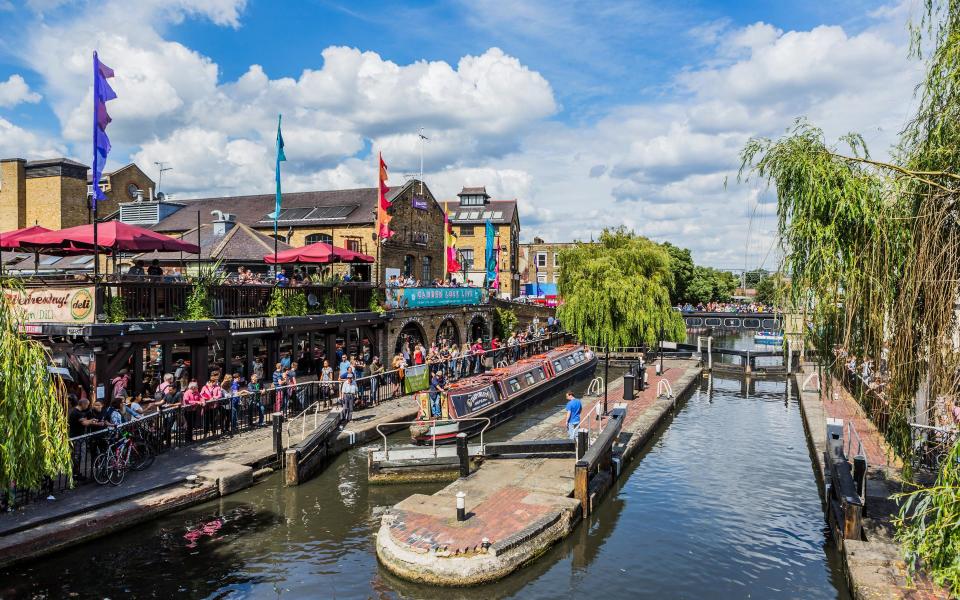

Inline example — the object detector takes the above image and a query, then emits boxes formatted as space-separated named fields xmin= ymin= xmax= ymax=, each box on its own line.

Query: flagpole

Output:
xmin=91 ymin=51 xmax=100 ymax=321
xmin=375 ymin=150 xmax=381 ymax=287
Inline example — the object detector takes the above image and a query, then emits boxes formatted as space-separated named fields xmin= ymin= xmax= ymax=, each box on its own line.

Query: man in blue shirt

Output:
xmin=339 ymin=356 xmax=352 ymax=379
xmin=564 ymin=391 xmax=582 ymax=439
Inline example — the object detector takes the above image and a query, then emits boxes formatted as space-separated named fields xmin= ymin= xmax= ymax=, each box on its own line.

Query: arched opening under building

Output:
xmin=436 ymin=318 xmax=461 ymax=348
xmin=468 ymin=315 xmax=488 ymax=344
xmin=395 ymin=321 xmax=426 ymax=356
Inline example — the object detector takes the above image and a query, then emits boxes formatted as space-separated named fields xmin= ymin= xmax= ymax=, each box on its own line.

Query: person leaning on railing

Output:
xmin=245 ymin=373 xmax=265 ymax=427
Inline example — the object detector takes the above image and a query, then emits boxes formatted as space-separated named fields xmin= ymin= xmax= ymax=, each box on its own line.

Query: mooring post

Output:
xmin=273 ymin=412 xmax=284 ymax=464
xmin=456 ymin=432 xmax=469 ymax=478
xmin=786 ymin=339 xmax=793 ymax=373
xmin=853 ymin=455 xmax=867 ymax=498
xmin=456 ymin=491 xmax=466 ymax=522
xmin=745 ymin=352 xmax=752 ymax=374
xmin=706 ymin=336 xmax=712 ymax=371
xmin=576 ymin=428 xmax=589 ymax=460
xmin=574 ymin=460 xmax=590 ymax=517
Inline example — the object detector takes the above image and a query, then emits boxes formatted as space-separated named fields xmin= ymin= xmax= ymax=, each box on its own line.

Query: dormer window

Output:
xmin=460 ymin=194 xmax=485 ymax=206
xmin=457 ymin=186 xmax=490 ymax=207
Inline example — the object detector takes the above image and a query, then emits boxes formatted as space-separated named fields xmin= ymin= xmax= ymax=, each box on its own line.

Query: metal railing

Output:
xmin=580 ymin=400 xmax=609 ymax=444
xmin=910 ymin=423 xmax=959 ymax=474
xmin=586 ymin=376 xmax=605 ymax=397
xmin=657 ymin=379 xmax=674 ymax=399
xmin=375 ymin=417 xmax=492 ymax=460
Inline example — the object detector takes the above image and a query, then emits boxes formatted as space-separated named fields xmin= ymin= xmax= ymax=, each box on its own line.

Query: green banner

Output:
xmin=404 ymin=364 xmax=430 ymax=394
xmin=386 ymin=287 xmax=486 ymax=309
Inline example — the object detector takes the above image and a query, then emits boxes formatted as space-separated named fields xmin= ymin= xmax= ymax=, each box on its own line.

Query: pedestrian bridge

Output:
xmin=680 ymin=311 xmax=782 ymax=331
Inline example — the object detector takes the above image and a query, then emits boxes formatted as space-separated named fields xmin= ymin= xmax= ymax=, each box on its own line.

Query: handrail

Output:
xmin=657 ymin=379 xmax=674 ymax=399
xmin=586 ymin=377 xmax=604 ymax=397
xmin=846 ymin=421 xmax=865 ymax=460
xmin=375 ymin=417 xmax=492 ymax=460
xmin=802 ymin=372 xmax=821 ymax=392
xmin=580 ymin=400 xmax=608 ymax=444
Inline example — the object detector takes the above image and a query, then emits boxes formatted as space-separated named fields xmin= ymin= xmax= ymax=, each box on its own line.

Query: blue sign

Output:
xmin=411 ymin=196 xmax=428 ymax=210
xmin=385 ymin=287 xmax=487 ymax=309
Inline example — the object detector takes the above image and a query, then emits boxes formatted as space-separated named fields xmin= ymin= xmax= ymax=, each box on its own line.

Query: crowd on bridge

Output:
xmin=676 ymin=301 xmax=777 ymax=313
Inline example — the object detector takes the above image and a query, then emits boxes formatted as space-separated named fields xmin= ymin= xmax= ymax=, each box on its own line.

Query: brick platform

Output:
xmin=376 ymin=360 xmax=701 ymax=585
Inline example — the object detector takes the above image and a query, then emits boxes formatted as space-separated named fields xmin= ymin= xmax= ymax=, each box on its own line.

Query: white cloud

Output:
xmin=0 ymin=117 xmax=65 ymax=157
xmin=0 ymin=74 xmax=42 ymax=108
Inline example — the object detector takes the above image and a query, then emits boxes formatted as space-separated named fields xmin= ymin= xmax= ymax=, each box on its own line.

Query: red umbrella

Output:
xmin=264 ymin=241 xmax=374 ymax=264
xmin=0 ymin=225 xmax=51 ymax=249
xmin=18 ymin=221 xmax=200 ymax=254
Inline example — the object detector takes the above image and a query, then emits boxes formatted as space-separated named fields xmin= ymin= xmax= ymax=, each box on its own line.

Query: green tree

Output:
xmin=660 ymin=242 xmax=694 ymax=304
xmin=685 ymin=266 xmax=736 ymax=304
xmin=0 ymin=282 xmax=72 ymax=495
xmin=743 ymin=268 xmax=769 ymax=288
xmin=493 ymin=307 xmax=519 ymax=340
xmin=754 ymin=274 xmax=788 ymax=306
xmin=557 ymin=227 xmax=685 ymax=348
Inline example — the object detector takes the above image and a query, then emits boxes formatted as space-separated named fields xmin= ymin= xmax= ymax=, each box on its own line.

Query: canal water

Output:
xmin=2 ymin=332 xmax=850 ymax=599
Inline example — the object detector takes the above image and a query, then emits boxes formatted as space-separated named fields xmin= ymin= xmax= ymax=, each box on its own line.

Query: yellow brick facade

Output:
xmin=0 ymin=159 xmax=26 ymax=232
xmin=449 ymin=221 xmax=519 ymax=296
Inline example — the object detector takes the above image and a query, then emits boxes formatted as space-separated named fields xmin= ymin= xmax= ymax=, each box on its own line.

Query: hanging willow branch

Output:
xmin=0 ymin=280 xmax=72 ymax=496
xmin=556 ymin=228 xmax=686 ymax=349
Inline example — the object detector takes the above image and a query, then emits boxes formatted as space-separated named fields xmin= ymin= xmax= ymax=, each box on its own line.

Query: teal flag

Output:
xmin=485 ymin=219 xmax=496 ymax=286
xmin=274 ymin=115 xmax=286 ymax=234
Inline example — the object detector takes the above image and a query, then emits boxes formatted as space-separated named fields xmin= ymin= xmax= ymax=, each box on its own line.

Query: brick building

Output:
xmin=441 ymin=186 xmax=520 ymax=297
xmin=0 ymin=157 xmax=155 ymax=232
xmin=140 ymin=179 xmax=445 ymax=283
xmin=519 ymin=237 xmax=578 ymax=288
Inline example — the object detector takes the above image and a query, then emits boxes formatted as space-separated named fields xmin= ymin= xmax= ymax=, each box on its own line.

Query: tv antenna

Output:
xmin=154 ymin=161 xmax=173 ymax=193
xmin=418 ymin=127 xmax=429 ymax=195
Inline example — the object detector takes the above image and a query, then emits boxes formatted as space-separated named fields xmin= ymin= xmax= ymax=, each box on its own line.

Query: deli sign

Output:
xmin=3 ymin=286 xmax=95 ymax=324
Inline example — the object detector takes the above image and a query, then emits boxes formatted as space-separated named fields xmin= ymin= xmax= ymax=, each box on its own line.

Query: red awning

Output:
xmin=0 ymin=225 xmax=52 ymax=250
xmin=264 ymin=242 xmax=375 ymax=264
xmin=17 ymin=221 xmax=200 ymax=254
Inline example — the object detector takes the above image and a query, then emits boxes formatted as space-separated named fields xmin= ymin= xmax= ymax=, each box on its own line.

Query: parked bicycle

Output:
xmin=93 ymin=429 xmax=156 ymax=485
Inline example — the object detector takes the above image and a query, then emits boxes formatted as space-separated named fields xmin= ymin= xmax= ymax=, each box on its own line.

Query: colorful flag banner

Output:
xmin=485 ymin=219 xmax=497 ymax=286
xmin=91 ymin=52 xmax=116 ymax=207
xmin=444 ymin=205 xmax=461 ymax=275
xmin=274 ymin=114 xmax=286 ymax=234
xmin=376 ymin=153 xmax=394 ymax=240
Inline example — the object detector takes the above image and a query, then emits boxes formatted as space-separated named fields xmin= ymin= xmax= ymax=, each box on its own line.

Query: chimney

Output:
xmin=210 ymin=209 xmax=236 ymax=236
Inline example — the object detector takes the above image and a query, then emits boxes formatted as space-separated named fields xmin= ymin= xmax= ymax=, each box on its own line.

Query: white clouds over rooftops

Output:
xmin=0 ymin=0 xmax=924 ymax=269
xmin=0 ymin=74 xmax=41 ymax=108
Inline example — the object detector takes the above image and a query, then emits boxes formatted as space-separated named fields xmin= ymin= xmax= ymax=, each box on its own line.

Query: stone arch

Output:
xmin=435 ymin=318 xmax=461 ymax=347
xmin=467 ymin=313 xmax=489 ymax=344
xmin=394 ymin=318 xmax=428 ymax=355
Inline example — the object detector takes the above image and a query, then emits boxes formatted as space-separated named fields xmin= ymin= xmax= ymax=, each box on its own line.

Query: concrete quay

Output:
xmin=0 ymin=395 xmax=419 ymax=570
xmin=794 ymin=363 xmax=950 ymax=600
xmin=375 ymin=359 xmax=702 ymax=586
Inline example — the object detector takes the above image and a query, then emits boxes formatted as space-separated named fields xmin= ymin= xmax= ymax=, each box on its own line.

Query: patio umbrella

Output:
xmin=263 ymin=241 xmax=374 ymax=264
xmin=0 ymin=225 xmax=51 ymax=249
xmin=18 ymin=221 xmax=200 ymax=254
xmin=0 ymin=225 xmax=87 ymax=274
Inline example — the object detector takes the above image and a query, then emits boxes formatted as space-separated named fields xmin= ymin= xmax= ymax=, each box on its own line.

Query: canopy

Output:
xmin=18 ymin=221 xmax=200 ymax=254
xmin=263 ymin=241 xmax=375 ymax=264
xmin=0 ymin=225 xmax=51 ymax=250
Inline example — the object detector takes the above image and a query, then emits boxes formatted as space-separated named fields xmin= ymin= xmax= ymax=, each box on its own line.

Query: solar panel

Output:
xmin=469 ymin=211 xmax=481 ymax=219
xmin=481 ymin=211 xmax=492 ymax=219
xmin=277 ymin=207 xmax=313 ymax=220
xmin=306 ymin=205 xmax=357 ymax=220
xmin=493 ymin=211 xmax=503 ymax=219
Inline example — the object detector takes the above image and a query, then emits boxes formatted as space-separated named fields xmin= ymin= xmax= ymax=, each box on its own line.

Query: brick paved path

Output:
xmin=382 ymin=362 xmax=694 ymax=556
xmin=820 ymin=376 xmax=901 ymax=470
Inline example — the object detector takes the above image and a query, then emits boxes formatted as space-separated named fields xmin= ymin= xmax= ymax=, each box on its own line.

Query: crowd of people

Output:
xmin=676 ymin=301 xmax=777 ymax=313
xmin=386 ymin=274 xmax=478 ymax=288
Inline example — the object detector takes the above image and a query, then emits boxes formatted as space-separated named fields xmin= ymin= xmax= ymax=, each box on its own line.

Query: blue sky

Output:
xmin=0 ymin=0 xmax=922 ymax=268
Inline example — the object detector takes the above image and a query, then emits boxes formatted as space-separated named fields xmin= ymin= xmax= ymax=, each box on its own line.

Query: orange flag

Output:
xmin=376 ymin=153 xmax=394 ymax=240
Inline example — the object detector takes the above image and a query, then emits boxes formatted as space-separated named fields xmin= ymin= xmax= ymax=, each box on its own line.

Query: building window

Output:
xmin=460 ymin=195 xmax=485 ymax=206
xmin=460 ymin=249 xmax=474 ymax=271
xmin=422 ymin=256 xmax=432 ymax=282
xmin=537 ymin=273 xmax=547 ymax=283
xmin=553 ymin=252 xmax=559 ymax=267
xmin=345 ymin=238 xmax=361 ymax=252
xmin=460 ymin=225 xmax=474 ymax=237
xmin=403 ymin=254 xmax=415 ymax=277
xmin=536 ymin=252 xmax=547 ymax=267
xmin=305 ymin=233 xmax=333 ymax=245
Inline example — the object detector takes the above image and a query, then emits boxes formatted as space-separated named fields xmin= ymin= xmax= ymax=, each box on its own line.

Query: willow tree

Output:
xmin=557 ymin=228 xmax=685 ymax=349
xmin=740 ymin=0 xmax=960 ymax=591
xmin=0 ymin=282 xmax=72 ymax=496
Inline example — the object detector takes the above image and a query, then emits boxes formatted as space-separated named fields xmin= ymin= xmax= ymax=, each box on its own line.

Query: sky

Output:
xmin=0 ymin=0 xmax=925 ymax=269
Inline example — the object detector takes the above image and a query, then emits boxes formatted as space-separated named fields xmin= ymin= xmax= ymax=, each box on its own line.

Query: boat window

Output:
xmin=575 ymin=351 xmax=584 ymax=362
xmin=524 ymin=372 xmax=535 ymax=385
xmin=533 ymin=367 xmax=546 ymax=382
xmin=565 ymin=355 xmax=576 ymax=367
xmin=553 ymin=360 xmax=564 ymax=372
xmin=507 ymin=378 xmax=521 ymax=393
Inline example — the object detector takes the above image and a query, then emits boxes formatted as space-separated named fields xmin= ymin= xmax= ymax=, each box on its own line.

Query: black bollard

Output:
xmin=272 ymin=412 xmax=284 ymax=464
xmin=456 ymin=432 xmax=469 ymax=478
xmin=623 ymin=373 xmax=635 ymax=400
xmin=456 ymin=491 xmax=466 ymax=521
xmin=638 ymin=365 xmax=647 ymax=391
xmin=576 ymin=428 xmax=589 ymax=460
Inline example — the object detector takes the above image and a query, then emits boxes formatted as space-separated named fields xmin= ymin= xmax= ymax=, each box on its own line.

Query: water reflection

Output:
xmin=1 ymin=337 xmax=848 ymax=599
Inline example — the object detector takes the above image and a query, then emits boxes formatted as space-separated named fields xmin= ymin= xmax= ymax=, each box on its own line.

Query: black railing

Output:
xmin=95 ymin=282 xmax=375 ymax=320
xmin=4 ymin=332 xmax=574 ymax=510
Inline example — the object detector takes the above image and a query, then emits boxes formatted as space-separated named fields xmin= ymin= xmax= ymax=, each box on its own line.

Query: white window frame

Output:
xmin=536 ymin=252 xmax=547 ymax=268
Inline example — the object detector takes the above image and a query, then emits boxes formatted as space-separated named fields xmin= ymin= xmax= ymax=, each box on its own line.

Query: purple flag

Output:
xmin=91 ymin=51 xmax=115 ymax=205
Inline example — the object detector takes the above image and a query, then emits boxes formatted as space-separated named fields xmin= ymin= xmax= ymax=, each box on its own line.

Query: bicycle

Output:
xmin=93 ymin=429 xmax=156 ymax=485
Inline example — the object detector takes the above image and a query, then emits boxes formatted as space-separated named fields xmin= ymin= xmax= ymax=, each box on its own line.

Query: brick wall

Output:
xmin=0 ymin=159 xmax=26 ymax=231
xmin=452 ymin=221 xmax=519 ymax=295
xmin=24 ymin=176 xmax=64 ymax=229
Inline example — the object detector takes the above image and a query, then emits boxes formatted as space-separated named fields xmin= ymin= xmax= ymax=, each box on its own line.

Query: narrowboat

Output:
xmin=409 ymin=344 xmax=597 ymax=444
xmin=753 ymin=330 xmax=784 ymax=345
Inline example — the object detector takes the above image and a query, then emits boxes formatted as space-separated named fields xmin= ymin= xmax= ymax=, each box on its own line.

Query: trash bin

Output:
xmin=623 ymin=373 xmax=635 ymax=400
